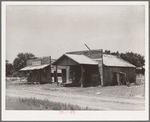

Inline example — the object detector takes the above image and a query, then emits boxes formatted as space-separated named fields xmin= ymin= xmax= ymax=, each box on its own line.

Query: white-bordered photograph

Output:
xmin=2 ymin=1 xmax=149 ymax=121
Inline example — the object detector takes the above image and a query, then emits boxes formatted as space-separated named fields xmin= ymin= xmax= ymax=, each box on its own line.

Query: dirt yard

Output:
xmin=6 ymin=78 xmax=145 ymax=111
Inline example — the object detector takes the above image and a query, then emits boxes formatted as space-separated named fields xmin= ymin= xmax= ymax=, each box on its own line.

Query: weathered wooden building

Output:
xmin=20 ymin=56 xmax=52 ymax=83
xmin=53 ymin=54 xmax=100 ymax=87
xmin=53 ymin=50 xmax=136 ymax=87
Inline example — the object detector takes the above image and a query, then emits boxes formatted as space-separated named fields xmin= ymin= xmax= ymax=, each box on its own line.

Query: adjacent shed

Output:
xmin=102 ymin=54 xmax=136 ymax=86
xmin=20 ymin=56 xmax=52 ymax=83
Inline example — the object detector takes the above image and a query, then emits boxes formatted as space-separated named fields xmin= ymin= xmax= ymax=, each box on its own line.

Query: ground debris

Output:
xmin=96 ymin=92 xmax=101 ymax=95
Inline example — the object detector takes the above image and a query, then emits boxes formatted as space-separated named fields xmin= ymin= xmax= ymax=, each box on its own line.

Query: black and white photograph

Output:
xmin=1 ymin=1 xmax=149 ymax=121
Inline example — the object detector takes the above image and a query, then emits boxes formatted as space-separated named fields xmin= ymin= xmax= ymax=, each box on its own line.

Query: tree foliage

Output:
xmin=120 ymin=52 xmax=145 ymax=67
xmin=6 ymin=60 xmax=14 ymax=76
xmin=104 ymin=50 xmax=111 ymax=54
xmin=13 ymin=53 xmax=35 ymax=71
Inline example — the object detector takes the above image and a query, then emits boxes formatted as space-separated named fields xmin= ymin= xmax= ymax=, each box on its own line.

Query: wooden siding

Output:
xmin=56 ymin=56 xmax=78 ymax=66
xmin=41 ymin=57 xmax=51 ymax=65
xmin=27 ymin=59 xmax=33 ymax=66
xmin=27 ymin=70 xmax=39 ymax=82
xmin=69 ymin=65 xmax=81 ymax=83
xmin=27 ymin=66 xmax=51 ymax=83
xmin=69 ymin=65 xmax=100 ymax=85
xmin=103 ymin=66 xmax=136 ymax=86
xmin=27 ymin=56 xmax=51 ymax=66
xmin=62 ymin=69 xmax=66 ymax=83
xmin=40 ymin=66 xmax=51 ymax=83
xmin=87 ymin=65 xmax=100 ymax=85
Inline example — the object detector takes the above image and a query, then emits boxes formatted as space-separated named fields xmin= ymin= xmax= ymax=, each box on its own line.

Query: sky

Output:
xmin=6 ymin=4 xmax=145 ymax=63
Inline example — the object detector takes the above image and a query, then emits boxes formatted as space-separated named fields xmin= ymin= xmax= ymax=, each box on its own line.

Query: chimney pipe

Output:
xmin=84 ymin=44 xmax=91 ymax=51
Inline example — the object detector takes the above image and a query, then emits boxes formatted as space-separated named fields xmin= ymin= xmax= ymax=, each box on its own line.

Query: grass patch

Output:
xmin=6 ymin=96 xmax=90 ymax=110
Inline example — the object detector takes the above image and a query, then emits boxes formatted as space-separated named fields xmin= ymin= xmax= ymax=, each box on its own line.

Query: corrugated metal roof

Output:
xmin=65 ymin=54 xmax=98 ymax=65
xmin=102 ymin=54 xmax=136 ymax=67
xmin=20 ymin=64 xmax=50 ymax=71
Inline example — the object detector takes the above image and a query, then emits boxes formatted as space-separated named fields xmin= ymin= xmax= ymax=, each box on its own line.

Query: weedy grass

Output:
xmin=6 ymin=96 xmax=90 ymax=110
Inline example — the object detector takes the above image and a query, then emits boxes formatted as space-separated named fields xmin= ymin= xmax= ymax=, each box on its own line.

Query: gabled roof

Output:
xmin=53 ymin=54 xmax=98 ymax=65
xmin=20 ymin=64 xmax=50 ymax=71
xmin=67 ymin=49 xmax=103 ymax=59
xmin=53 ymin=53 xmax=135 ymax=67
xmin=67 ymin=50 xmax=136 ymax=67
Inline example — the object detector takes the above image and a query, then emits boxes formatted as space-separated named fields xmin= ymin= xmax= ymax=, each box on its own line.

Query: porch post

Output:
xmin=66 ymin=66 xmax=70 ymax=83
xmin=49 ymin=56 xmax=52 ymax=82
xmin=26 ymin=71 xmax=29 ymax=82
xmin=39 ymin=70 xmax=41 ymax=83
xmin=56 ymin=65 xmax=58 ymax=86
xmin=98 ymin=63 xmax=103 ymax=86
xmin=81 ymin=65 xmax=84 ymax=88
xmin=96 ymin=49 xmax=104 ymax=86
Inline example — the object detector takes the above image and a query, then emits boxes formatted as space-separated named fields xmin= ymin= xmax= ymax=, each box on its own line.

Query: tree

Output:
xmin=104 ymin=50 xmax=111 ymax=54
xmin=120 ymin=52 xmax=145 ymax=67
xmin=6 ymin=60 xmax=14 ymax=76
xmin=111 ymin=51 xmax=120 ymax=56
xmin=13 ymin=53 xmax=35 ymax=71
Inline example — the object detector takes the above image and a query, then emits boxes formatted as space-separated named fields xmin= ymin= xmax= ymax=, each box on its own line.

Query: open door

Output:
xmin=62 ymin=69 xmax=66 ymax=83
xmin=113 ymin=72 xmax=126 ymax=85
xmin=112 ymin=72 xmax=118 ymax=85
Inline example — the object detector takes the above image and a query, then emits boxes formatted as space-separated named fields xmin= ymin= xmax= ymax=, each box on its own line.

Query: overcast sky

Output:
xmin=6 ymin=5 xmax=145 ymax=63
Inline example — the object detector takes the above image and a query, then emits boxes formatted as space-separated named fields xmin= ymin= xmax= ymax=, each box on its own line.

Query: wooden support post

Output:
xmin=26 ymin=71 xmax=28 ymax=82
xmin=49 ymin=56 xmax=52 ymax=82
xmin=81 ymin=65 xmax=84 ymax=88
xmin=66 ymin=66 xmax=69 ymax=83
xmin=56 ymin=65 xmax=58 ymax=86
xmin=39 ymin=70 xmax=41 ymax=84
xmin=101 ymin=50 xmax=104 ymax=86
xmin=98 ymin=64 xmax=103 ymax=86
xmin=96 ymin=49 xmax=103 ymax=86
xmin=117 ymin=73 xmax=120 ymax=85
xmin=54 ymin=71 xmax=56 ymax=82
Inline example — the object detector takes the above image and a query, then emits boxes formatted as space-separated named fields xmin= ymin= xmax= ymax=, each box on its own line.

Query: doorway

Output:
xmin=62 ymin=69 xmax=66 ymax=83
xmin=84 ymin=66 xmax=91 ymax=85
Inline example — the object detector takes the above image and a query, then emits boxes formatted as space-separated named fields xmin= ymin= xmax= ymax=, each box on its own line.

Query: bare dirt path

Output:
xmin=6 ymin=84 xmax=145 ymax=111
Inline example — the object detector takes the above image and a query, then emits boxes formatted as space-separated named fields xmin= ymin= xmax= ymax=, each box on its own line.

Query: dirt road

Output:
xmin=6 ymin=83 xmax=145 ymax=111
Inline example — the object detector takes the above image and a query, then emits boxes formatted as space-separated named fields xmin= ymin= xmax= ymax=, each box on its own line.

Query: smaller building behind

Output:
xmin=20 ymin=56 xmax=52 ymax=83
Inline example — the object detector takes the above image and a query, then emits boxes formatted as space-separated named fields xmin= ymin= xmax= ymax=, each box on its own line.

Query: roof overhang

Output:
xmin=53 ymin=54 xmax=98 ymax=66
xmin=20 ymin=64 xmax=50 ymax=71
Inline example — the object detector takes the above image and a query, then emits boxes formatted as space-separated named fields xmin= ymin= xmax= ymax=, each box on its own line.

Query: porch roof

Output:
xmin=20 ymin=64 xmax=50 ymax=71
